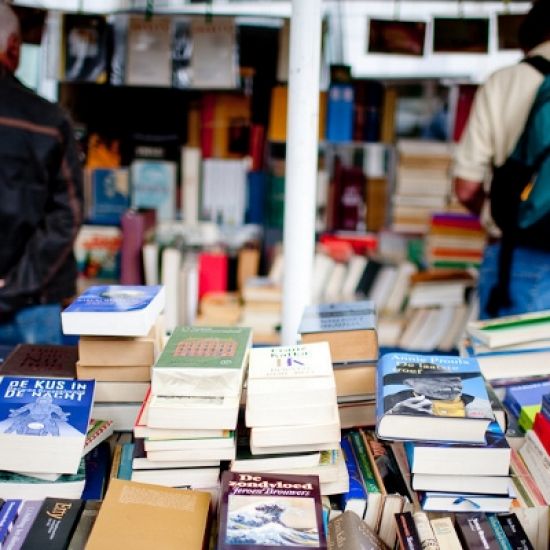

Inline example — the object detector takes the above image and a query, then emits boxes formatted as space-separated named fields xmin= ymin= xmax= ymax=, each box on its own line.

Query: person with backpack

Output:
xmin=453 ymin=1 xmax=550 ymax=320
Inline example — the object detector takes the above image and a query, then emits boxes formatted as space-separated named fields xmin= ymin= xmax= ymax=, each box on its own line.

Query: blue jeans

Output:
xmin=478 ymin=243 xmax=550 ymax=320
xmin=0 ymin=304 xmax=63 ymax=345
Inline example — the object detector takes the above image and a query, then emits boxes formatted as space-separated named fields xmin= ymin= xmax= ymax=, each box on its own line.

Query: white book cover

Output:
xmin=161 ymin=247 xmax=182 ymax=334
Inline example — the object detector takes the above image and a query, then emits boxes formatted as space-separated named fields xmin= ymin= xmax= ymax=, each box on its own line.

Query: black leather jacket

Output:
xmin=0 ymin=66 xmax=83 ymax=319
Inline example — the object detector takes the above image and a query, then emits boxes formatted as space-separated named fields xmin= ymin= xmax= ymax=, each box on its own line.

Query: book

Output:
xmin=0 ymin=500 xmax=22 ymax=547
xmin=411 ymin=511 xmax=439 ymax=550
xmin=152 ymin=326 xmax=252 ymax=398
xmin=120 ymin=208 xmax=156 ymax=285
xmin=338 ymin=436 xmax=368 ymax=519
xmin=87 ymin=478 xmax=212 ymax=549
xmin=91 ymin=402 xmax=142 ymax=432
xmin=2 ymin=500 xmax=42 ymax=550
xmin=61 ymin=285 xmax=165 ymax=337
xmin=517 ymin=430 xmax=550 ymax=504
xmin=466 ymin=310 xmax=550 ymax=349
xmin=411 ymin=473 xmax=510 ymax=496
xmin=394 ymin=512 xmax=422 ymax=550
xmin=0 ymin=344 xmax=77 ymax=379
xmin=82 ymin=441 xmax=110 ymax=500
xmin=74 ymin=224 xmax=122 ymax=282
xmin=86 ymin=167 xmax=130 ymax=225
xmin=420 ymin=492 xmax=513 ymax=513
xmin=404 ymin=421 xmax=511 ymax=477
xmin=0 ymin=377 xmax=95 ymax=474
xmin=20 ymin=498 xmax=84 ymax=550
xmin=76 ymin=363 xmax=151 ymax=383
xmin=495 ymin=513 xmax=535 ymax=550
xmin=218 ymin=471 xmax=327 ymax=549
xmin=429 ymin=517 xmax=462 ymax=550
xmin=66 ymin=501 xmax=101 ymax=550
xmin=298 ymin=301 xmax=378 ymax=363
xmin=454 ymin=512 xmax=500 ymax=550
xmin=83 ymin=418 xmax=114 ymax=455
xmin=376 ymin=352 xmax=494 ymax=443
xmin=328 ymin=510 xmax=389 ymax=550
xmin=503 ymin=380 xmax=550 ymax=432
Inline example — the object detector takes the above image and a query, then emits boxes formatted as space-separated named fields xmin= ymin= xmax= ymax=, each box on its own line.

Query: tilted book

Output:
xmin=0 ymin=377 xmax=95 ymax=474
xmin=376 ymin=352 xmax=494 ymax=443
xmin=218 ymin=471 xmax=327 ymax=549
xmin=61 ymin=285 xmax=165 ymax=336
xmin=328 ymin=510 xmax=389 ymax=550
xmin=151 ymin=326 xmax=252 ymax=397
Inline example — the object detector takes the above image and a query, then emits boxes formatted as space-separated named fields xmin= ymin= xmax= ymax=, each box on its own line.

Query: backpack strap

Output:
xmin=522 ymin=55 xmax=550 ymax=76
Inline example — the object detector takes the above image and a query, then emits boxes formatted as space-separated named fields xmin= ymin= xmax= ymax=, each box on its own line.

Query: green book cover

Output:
xmin=348 ymin=431 xmax=380 ymax=494
xmin=155 ymin=326 xmax=252 ymax=370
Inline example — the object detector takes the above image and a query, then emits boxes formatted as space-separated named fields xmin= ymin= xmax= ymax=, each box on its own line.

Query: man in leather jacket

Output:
xmin=0 ymin=4 xmax=83 ymax=344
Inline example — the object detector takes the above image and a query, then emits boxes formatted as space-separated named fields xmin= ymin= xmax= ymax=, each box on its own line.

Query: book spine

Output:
xmin=454 ymin=512 xmax=501 ymax=550
xmin=518 ymin=435 xmax=550 ymax=503
xmin=117 ymin=442 xmax=135 ymax=481
xmin=3 ymin=501 xmax=42 ymax=550
xmin=430 ymin=517 xmax=462 ymax=550
xmin=486 ymin=515 xmax=513 ymax=550
xmin=0 ymin=500 xmax=22 ymax=545
xmin=395 ymin=512 xmax=422 ymax=550
xmin=412 ymin=512 xmax=440 ymax=550
xmin=20 ymin=498 xmax=84 ymax=550
xmin=339 ymin=437 xmax=367 ymax=517
xmin=495 ymin=513 xmax=535 ymax=550
xmin=349 ymin=431 xmax=380 ymax=494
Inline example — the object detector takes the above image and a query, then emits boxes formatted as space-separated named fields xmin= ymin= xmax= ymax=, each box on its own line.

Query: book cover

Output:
xmin=120 ymin=208 xmax=156 ymax=285
xmin=0 ymin=500 xmax=22 ymax=546
xmin=81 ymin=441 xmax=111 ymax=501
xmin=85 ymin=479 xmax=211 ymax=550
xmin=0 ymin=344 xmax=77 ymax=379
xmin=454 ymin=512 xmax=500 ymax=550
xmin=130 ymin=160 xmax=177 ymax=222
xmin=338 ymin=436 xmax=367 ymax=519
xmin=88 ymin=168 xmax=130 ymax=225
xmin=495 ymin=513 xmax=534 ymax=550
xmin=394 ymin=511 xmax=422 ymax=550
xmin=299 ymin=301 xmax=376 ymax=335
xmin=20 ymin=498 xmax=84 ymax=550
xmin=152 ymin=326 xmax=252 ymax=397
xmin=429 ymin=517 xmax=462 ymax=550
xmin=328 ymin=510 xmax=389 ymax=550
xmin=74 ymin=225 xmax=122 ymax=282
xmin=2 ymin=500 xmax=42 ymax=550
xmin=218 ymin=471 xmax=327 ymax=549
xmin=326 ymin=84 xmax=354 ymax=143
xmin=0 ymin=377 xmax=95 ymax=473
xmin=503 ymin=380 xmax=550 ymax=432
xmin=61 ymin=285 xmax=165 ymax=337
xmin=376 ymin=353 xmax=494 ymax=443
xmin=83 ymin=418 xmax=114 ymax=455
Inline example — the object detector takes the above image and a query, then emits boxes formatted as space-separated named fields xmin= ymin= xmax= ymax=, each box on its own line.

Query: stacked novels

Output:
xmin=425 ymin=212 xmax=485 ymax=269
xmin=130 ymin=325 xmax=252 ymax=493
xmin=299 ymin=300 xmax=379 ymax=429
xmin=390 ymin=139 xmax=453 ymax=234
xmin=240 ymin=342 xmax=346 ymax=496
xmin=376 ymin=353 xmax=513 ymax=519
xmin=0 ymin=375 xmax=96 ymax=500
xmin=464 ymin=309 xmax=550 ymax=380
xmin=61 ymin=284 xmax=166 ymax=430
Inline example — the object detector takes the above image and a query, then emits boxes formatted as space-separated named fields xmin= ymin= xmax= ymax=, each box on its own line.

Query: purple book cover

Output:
xmin=218 ymin=471 xmax=327 ymax=549
xmin=3 ymin=501 xmax=42 ymax=550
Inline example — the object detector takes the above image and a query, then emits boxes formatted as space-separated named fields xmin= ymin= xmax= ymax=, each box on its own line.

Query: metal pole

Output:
xmin=281 ymin=0 xmax=322 ymax=345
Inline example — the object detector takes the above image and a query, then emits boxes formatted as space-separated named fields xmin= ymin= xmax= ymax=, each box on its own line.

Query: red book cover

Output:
xmin=431 ymin=212 xmax=483 ymax=230
xmin=533 ymin=412 xmax=550 ymax=456
xmin=249 ymin=124 xmax=266 ymax=171
xmin=198 ymin=251 xmax=228 ymax=299
xmin=120 ymin=209 xmax=156 ymax=285
xmin=452 ymin=84 xmax=478 ymax=142
xmin=200 ymin=93 xmax=216 ymax=159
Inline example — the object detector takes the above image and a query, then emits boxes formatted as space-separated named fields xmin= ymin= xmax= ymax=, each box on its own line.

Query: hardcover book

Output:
xmin=87 ymin=167 xmax=130 ymax=225
xmin=151 ymin=326 xmax=252 ymax=397
xmin=0 ymin=499 xmax=22 ymax=547
xmin=0 ymin=344 xmax=77 ymax=379
xmin=503 ymin=380 xmax=550 ymax=432
xmin=495 ymin=513 xmax=534 ymax=550
xmin=394 ymin=512 xmax=421 ymax=550
xmin=85 ymin=479 xmax=211 ymax=550
xmin=0 ymin=377 xmax=95 ymax=474
xmin=2 ymin=500 xmax=42 ymax=550
xmin=298 ymin=301 xmax=378 ymax=363
xmin=218 ymin=471 xmax=327 ymax=549
xmin=328 ymin=510 xmax=389 ymax=550
xmin=376 ymin=353 xmax=494 ymax=443
xmin=454 ymin=512 xmax=500 ymax=550
xmin=61 ymin=285 xmax=165 ymax=337
xmin=20 ymin=498 xmax=84 ymax=550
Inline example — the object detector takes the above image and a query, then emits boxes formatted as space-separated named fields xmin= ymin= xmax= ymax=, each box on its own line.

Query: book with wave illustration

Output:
xmin=218 ymin=471 xmax=327 ymax=549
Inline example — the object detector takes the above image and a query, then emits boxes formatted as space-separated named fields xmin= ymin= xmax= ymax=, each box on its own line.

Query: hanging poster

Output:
xmin=368 ymin=19 xmax=426 ymax=56
xmin=432 ymin=17 xmax=489 ymax=54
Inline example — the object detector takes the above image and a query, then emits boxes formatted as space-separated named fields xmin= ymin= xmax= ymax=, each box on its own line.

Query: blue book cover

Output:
xmin=131 ymin=160 xmax=177 ymax=221
xmin=63 ymin=285 xmax=163 ymax=314
xmin=89 ymin=168 xmax=130 ymax=225
xmin=0 ymin=377 xmax=94 ymax=438
xmin=542 ymin=393 xmax=550 ymax=420
xmin=2 ymin=500 xmax=42 ymax=550
xmin=0 ymin=500 xmax=22 ymax=544
xmin=503 ymin=380 xmax=550 ymax=419
xmin=326 ymin=84 xmax=354 ymax=143
xmin=338 ymin=436 xmax=367 ymax=517
xmin=376 ymin=353 xmax=494 ymax=443
xmin=82 ymin=441 xmax=111 ymax=500
xmin=245 ymin=171 xmax=267 ymax=225
xmin=117 ymin=442 xmax=135 ymax=481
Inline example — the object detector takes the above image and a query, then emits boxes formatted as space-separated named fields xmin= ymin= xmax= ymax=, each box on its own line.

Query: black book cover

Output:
xmin=21 ymin=498 xmax=84 ymax=550
xmin=495 ymin=513 xmax=534 ymax=550
xmin=395 ymin=512 xmax=422 ymax=550
xmin=455 ymin=512 xmax=500 ymax=550
xmin=0 ymin=344 xmax=77 ymax=379
xmin=355 ymin=259 xmax=383 ymax=298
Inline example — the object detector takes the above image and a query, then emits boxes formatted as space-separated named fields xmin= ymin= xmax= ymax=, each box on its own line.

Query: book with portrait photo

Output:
xmin=376 ymin=353 xmax=494 ymax=444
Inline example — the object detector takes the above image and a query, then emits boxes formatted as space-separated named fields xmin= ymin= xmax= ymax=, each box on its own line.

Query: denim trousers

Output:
xmin=478 ymin=242 xmax=550 ymax=320
xmin=0 ymin=304 xmax=63 ymax=345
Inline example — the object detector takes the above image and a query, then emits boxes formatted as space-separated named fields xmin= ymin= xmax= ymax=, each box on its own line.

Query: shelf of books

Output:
xmin=0 ymin=284 xmax=549 ymax=548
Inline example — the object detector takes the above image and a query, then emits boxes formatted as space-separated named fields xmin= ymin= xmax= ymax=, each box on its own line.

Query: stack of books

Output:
xmin=299 ymin=300 xmax=379 ymax=429
xmin=129 ymin=325 xmax=252 ymax=495
xmin=241 ymin=342 xmax=346 ymax=496
xmin=464 ymin=309 xmax=550 ymax=381
xmin=0 ymin=375 xmax=96 ymax=500
xmin=61 ymin=284 xmax=166 ymax=430
xmin=376 ymin=353 xmax=513 ymax=522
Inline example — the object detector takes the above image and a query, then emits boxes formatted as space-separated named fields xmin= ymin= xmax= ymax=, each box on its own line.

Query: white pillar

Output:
xmin=281 ymin=0 xmax=322 ymax=345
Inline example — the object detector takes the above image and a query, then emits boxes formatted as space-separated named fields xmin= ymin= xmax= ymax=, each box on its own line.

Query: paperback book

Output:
xmin=0 ymin=377 xmax=95 ymax=474
xmin=152 ymin=326 xmax=252 ymax=397
xmin=376 ymin=353 xmax=494 ymax=443
xmin=61 ymin=285 xmax=165 ymax=337
xmin=0 ymin=344 xmax=77 ymax=379
xmin=218 ymin=471 xmax=327 ymax=549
